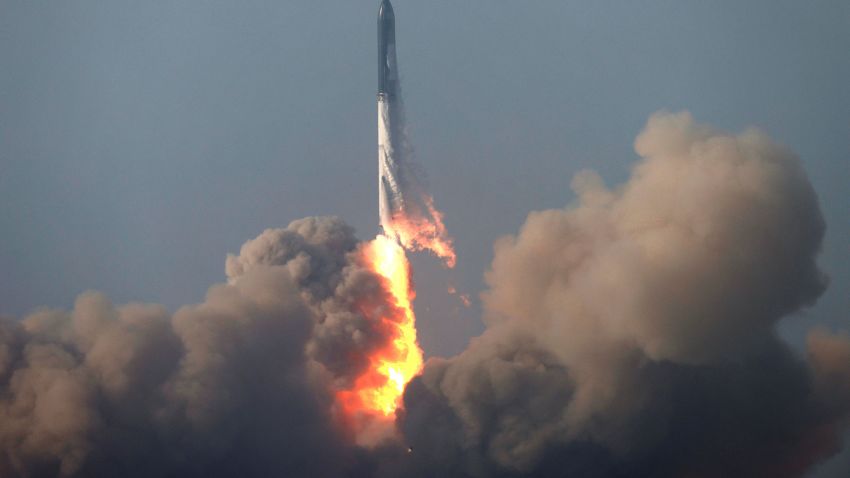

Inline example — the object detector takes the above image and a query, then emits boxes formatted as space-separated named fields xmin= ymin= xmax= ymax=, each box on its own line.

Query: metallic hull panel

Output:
xmin=378 ymin=0 xmax=403 ymax=232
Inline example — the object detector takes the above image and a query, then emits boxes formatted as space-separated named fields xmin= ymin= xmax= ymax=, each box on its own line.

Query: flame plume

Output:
xmin=337 ymin=234 xmax=423 ymax=431
xmin=384 ymin=197 xmax=456 ymax=268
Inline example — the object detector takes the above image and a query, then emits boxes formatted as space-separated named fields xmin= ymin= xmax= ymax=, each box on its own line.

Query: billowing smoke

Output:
xmin=397 ymin=112 xmax=850 ymax=477
xmin=0 ymin=112 xmax=847 ymax=477
xmin=0 ymin=217 xmax=400 ymax=477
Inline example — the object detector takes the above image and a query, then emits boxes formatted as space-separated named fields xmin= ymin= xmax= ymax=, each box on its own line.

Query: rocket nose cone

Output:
xmin=379 ymin=0 xmax=394 ymax=20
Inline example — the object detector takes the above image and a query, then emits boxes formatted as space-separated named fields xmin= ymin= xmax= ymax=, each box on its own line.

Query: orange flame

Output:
xmin=337 ymin=195 xmax=455 ymax=442
xmin=385 ymin=196 xmax=456 ymax=268
xmin=337 ymin=234 xmax=423 ymax=425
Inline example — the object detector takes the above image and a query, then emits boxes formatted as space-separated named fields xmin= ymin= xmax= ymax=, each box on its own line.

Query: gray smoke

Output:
xmin=0 ymin=112 xmax=847 ymax=478
xmin=396 ymin=112 xmax=850 ymax=477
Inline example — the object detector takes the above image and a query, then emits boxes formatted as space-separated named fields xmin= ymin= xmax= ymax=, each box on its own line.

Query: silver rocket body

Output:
xmin=374 ymin=0 xmax=455 ymax=264
xmin=378 ymin=0 xmax=404 ymax=233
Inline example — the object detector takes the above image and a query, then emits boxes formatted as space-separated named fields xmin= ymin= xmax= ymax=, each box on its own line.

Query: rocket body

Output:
xmin=374 ymin=0 xmax=456 ymax=266
xmin=378 ymin=0 xmax=404 ymax=232
xmin=378 ymin=0 xmax=397 ymax=100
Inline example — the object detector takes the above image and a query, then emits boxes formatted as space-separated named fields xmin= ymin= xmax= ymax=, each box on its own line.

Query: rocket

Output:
xmin=378 ymin=0 xmax=398 ymax=102
xmin=375 ymin=0 xmax=457 ymax=265
xmin=378 ymin=0 xmax=403 ymax=233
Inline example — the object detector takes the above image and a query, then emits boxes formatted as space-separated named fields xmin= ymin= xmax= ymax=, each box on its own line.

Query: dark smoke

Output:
xmin=0 ymin=112 xmax=847 ymax=477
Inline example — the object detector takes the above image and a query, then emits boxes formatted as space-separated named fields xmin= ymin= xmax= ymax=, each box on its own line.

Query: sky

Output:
xmin=0 ymin=1 xmax=848 ymax=471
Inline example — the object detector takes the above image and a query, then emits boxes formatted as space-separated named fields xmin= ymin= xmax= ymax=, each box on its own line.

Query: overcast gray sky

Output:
xmin=0 ymin=3 xmax=847 ymax=470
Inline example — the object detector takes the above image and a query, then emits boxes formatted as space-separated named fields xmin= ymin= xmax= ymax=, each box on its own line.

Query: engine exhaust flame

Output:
xmin=382 ymin=196 xmax=456 ymax=268
xmin=336 ymin=234 xmax=423 ymax=426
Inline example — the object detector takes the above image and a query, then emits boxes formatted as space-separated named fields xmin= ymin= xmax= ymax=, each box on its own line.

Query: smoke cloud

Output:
xmin=397 ymin=112 xmax=849 ymax=477
xmin=0 ymin=112 xmax=847 ymax=477
xmin=0 ymin=217 xmax=400 ymax=477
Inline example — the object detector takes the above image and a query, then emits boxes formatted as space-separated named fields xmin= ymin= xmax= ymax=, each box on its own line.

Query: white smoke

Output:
xmin=378 ymin=58 xmax=454 ymax=265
